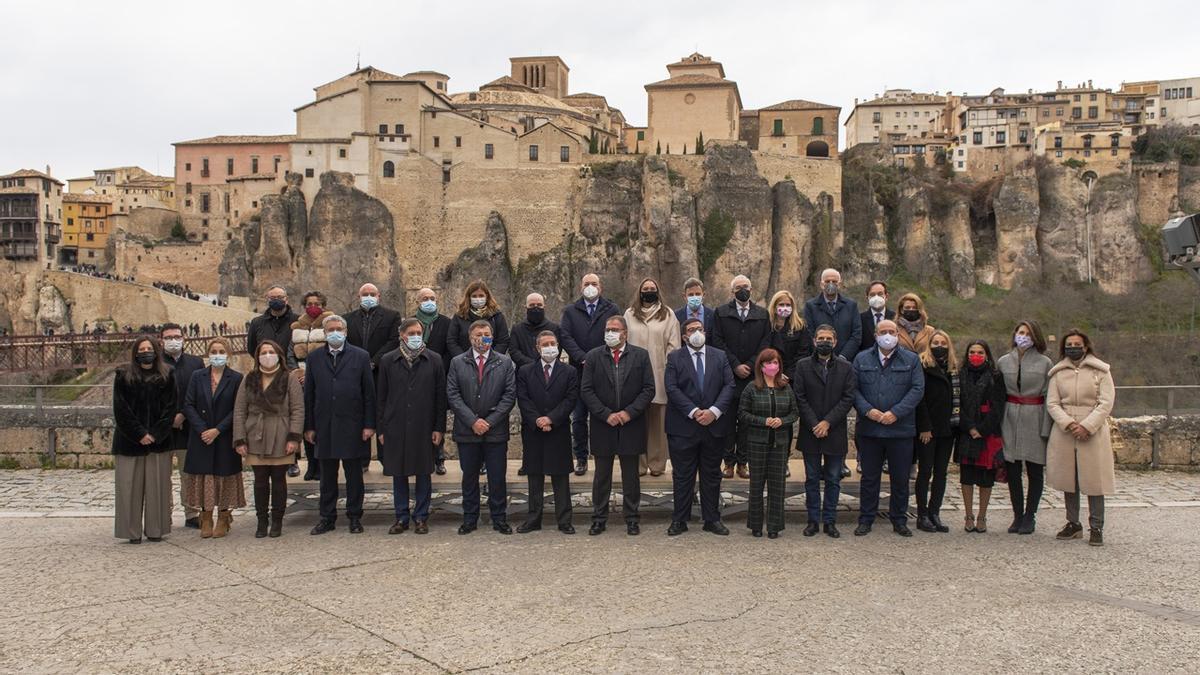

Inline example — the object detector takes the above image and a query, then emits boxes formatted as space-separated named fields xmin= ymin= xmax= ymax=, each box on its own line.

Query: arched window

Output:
xmin=382 ymin=161 xmax=395 ymax=178
xmin=805 ymin=140 xmax=830 ymax=158
xmin=812 ymin=116 xmax=824 ymax=135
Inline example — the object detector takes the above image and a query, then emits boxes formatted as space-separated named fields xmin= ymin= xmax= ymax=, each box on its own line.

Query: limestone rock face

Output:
xmin=769 ymin=180 xmax=816 ymax=295
xmin=1036 ymin=165 xmax=1090 ymax=285
xmin=938 ymin=197 xmax=976 ymax=299
xmin=696 ymin=144 xmax=773 ymax=296
xmin=1088 ymin=174 xmax=1154 ymax=294
xmin=993 ymin=169 xmax=1043 ymax=289
xmin=35 ymin=284 xmax=71 ymax=334
xmin=897 ymin=186 xmax=940 ymax=286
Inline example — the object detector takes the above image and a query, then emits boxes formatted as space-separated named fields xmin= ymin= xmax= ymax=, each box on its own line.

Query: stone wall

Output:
xmin=111 ymin=238 xmax=232 ymax=294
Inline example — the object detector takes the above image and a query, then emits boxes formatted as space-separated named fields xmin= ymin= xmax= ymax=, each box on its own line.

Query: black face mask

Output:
xmin=526 ymin=307 xmax=545 ymax=325
xmin=268 ymin=298 xmax=286 ymax=312
xmin=814 ymin=341 xmax=835 ymax=356
xmin=734 ymin=289 xmax=751 ymax=303
xmin=930 ymin=346 xmax=949 ymax=361
xmin=135 ymin=352 xmax=156 ymax=365
xmin=1064 ymin=346 xmax=1086 ymax=361
xmin=901 ymin=309 xmax=921 ymax=322
xmin=640 ymin=291 xmax=659 ymax=305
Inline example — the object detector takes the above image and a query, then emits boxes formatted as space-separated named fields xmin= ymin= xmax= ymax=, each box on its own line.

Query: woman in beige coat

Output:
xmin=895 ymin=292 xmax=936 ymax=355
xmin=233 ymin=339 xmax=305 ymax=538
xmin=624 ymin=277 xmax=681 ymax=476
xmin=1046 ymin=330 xmax=1115 ymax=547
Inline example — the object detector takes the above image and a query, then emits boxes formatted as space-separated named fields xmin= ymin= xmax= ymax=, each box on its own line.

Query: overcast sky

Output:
xmin=3 ymin=0 xmax=1196 ymax=181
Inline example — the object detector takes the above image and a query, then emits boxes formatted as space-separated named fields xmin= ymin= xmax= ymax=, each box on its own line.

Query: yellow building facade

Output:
xmin=62 ymin=193 xmax=112 ymax=265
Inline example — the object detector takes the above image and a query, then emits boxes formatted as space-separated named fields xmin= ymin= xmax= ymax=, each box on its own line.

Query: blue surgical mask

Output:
xmin=419 ymin=300 xmax=437 ymax=314
xmin=209 ymin=354 xmax=228 ymax=368
xmin=687 ymin=296 xmax=702 ymax=310
xmin=326 ymin=331 xmax=346 ymax=348
xmin=481 ymin=336 xmax=493 ymax=346
xmin=360 ymin=295 xmax=379 ymax=310
xmin=405 ymin=335 xmax=424 ymax=350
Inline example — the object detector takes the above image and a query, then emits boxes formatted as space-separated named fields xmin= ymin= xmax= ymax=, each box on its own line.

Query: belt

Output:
xmin=1007 ymin=395 xmax=1045 ymax=405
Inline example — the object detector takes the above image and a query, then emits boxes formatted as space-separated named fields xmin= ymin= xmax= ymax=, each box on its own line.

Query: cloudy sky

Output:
xmin=3 ymin=0 xmax=1196 ymax=181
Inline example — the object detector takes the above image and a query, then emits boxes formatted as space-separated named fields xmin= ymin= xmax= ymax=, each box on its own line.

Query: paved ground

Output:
xmin=1 ymin=466 xmax=1198 ymax=673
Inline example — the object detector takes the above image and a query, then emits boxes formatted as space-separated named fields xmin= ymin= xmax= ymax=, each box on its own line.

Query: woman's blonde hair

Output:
xmin=767 ymin=290 xmax=805 ymax=334
xmin=896 ymin=292 xmax=928 ymax=322
xmin=207 ymin=336 xmax=233 ymax=355
xmin=918 ymin=329 xmax=957 ymax=372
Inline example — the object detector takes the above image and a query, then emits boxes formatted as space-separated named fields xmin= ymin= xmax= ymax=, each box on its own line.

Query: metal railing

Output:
xmin=1112 ymin=385 xmax=1200 ymax=421
xmin=0 ymin=333 xmax=248 ymax=373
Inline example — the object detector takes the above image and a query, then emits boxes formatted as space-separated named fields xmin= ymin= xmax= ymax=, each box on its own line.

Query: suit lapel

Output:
xmin=212 ymin=368 xmax=232 ymax=403
xmin=201 ymin=367 xmax=216 ymax=410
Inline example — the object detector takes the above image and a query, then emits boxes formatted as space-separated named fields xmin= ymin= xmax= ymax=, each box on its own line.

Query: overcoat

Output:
xmin=1046 ymin=354 xmax=1116 ymax=496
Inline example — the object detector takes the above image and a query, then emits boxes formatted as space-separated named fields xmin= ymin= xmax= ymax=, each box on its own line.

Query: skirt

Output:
xmin=184 ymin=473 xmax=247 ymax=511
xmin=959 ymin=463 xmax=996 ymax=488
xmin=244 ymin=453 xmax=293 ymax=467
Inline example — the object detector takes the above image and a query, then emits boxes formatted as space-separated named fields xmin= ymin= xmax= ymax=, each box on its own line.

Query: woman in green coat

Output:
xmin=738 ymin=347 xmax=800 ymax=538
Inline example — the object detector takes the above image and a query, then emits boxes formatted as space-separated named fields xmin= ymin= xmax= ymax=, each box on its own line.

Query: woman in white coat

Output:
xmin=624 ymin=277 xmax=680 ymax=476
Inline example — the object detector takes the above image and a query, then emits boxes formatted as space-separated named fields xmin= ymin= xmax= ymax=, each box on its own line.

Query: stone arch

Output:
xmin=805 ymin=140 xmax=830 ymax=158
xmin=382 ymin=161 xmax=395 ymax=178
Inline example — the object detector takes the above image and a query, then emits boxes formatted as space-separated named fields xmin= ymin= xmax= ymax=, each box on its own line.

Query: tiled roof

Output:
xmin=481 ymin=75 xmax=533 ymax=91
xmin=761 ymin=98 xmax=840 ymax=112
xmin=0 ymin=185 xmax=39 ymax=194
xmin=63 ymin=193 xmax=113 ymax=203
xmin=3 ymin=168 xmax=63 ymax=183
xmin=173 ymin=134 xmax=297 ymax=146
xmin=645 ymin=73 xmax=734 ymax=88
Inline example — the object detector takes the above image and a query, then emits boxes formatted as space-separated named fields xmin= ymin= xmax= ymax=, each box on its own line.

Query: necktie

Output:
xmin=739 ymin=308 xmax=747 ymax=321
xmin=330 ymin=350 xmax=338 ymax=368
xmin=882 ymin=353 xmax=891 ymax=370
xmin=694 ymin=351 xmax=705 ymax=390
xmin=613 ymin=349 xmax=621 ymax=366
xmin=544 ymin=363 xmax=551 ymax=384
xmin=587 ymin=303 xmax=594 ymax=317
xmin=875 ymin=312 xmax=882 ymax=325
xmin=477 ymin=354 xmax=486 ymax=384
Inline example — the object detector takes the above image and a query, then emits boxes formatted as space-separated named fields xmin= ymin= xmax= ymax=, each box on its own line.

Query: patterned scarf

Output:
xmin=896 ymin=315 xmax=925 ymax=338
xmin=398 ymin=340 xmax=424 ymax=366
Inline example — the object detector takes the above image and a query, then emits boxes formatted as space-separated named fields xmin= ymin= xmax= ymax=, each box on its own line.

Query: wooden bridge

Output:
xmin=0 ymin=333 xmax=248 ymax=374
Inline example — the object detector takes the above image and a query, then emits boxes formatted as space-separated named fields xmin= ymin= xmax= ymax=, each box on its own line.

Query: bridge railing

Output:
xmin=0 ymin=333 xmax=248 ymax=374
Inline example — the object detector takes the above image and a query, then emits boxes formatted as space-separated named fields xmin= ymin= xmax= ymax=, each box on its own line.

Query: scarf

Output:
xmin=414 ymin=307 xmax=438 ymax=341
xmin=896 ymin=315 xmax=925 ymax=338
xmin=635 ymin=302 xmax=663 ymax=323
xmin=399 ymin=340 xmax=425 ymax=366
xmin=947 ymin=366 xmax=961 ymax=429
xmin=244 ymin=366 xmax=289 ymax=413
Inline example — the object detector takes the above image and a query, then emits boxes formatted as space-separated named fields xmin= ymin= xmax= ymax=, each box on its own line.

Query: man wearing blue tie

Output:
xmin=674 ymin=277 xmax=715 ymax=335
xmin=663 ymin=318 xmax=737 ymax=536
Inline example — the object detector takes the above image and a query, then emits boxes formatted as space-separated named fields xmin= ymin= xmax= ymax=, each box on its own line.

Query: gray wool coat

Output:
xmin=996 ymin=349 xmax=1053 ymax=464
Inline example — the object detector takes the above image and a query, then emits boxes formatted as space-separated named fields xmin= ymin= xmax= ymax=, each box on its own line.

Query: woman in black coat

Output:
xmin=914 ymin=330 xmax=960 ymax=534
xmin=516 ymin=332 xmax=580 ymax=533
xmin=112 ymin=336 xmax=178 ymax=543
xmin=767 ymin=290 xmax=814 ymax=375
xmin=955 ymin=339 xmax=1007 ymax=534
xmin=377 ymin=319 xmax=447 ymax=534
xmin=446 ymin=279 xmax=510 ymax=357
xmin=183 ymin=337 xmax=245 ymax=538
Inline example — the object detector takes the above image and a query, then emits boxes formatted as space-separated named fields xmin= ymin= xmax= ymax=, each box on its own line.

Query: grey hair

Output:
xmin=322 ymin=314 xmax=347 ymax=330
xmin=606 ymin=315 xmax=629 ymax=331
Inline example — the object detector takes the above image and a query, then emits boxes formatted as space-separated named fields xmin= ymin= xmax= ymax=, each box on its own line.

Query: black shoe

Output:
xmin=626 ymin=522 xmax=640 ymax=536
xmin=1008 ymin=514 xmax=1023 ymax=534
xmin=824 ymin=523 xmax=841 ymax=538
xmin=803 ymin=522 xmax=820 ymax=537
xmin=310 ymin=520 xmax=335 ymax=535
xmin=185 ymin=517 xmax=200 ymax=529
xmin=517 ymin=466 xmax=527 ymax=476
xmin=516 ymin=521 xmax=541 ymax=534
xmin=841 ymin=465 xmax=853 ymax=478
xmin=146 ymin=536 xmax=164 ymax=542
xmin=930 ymin=515 xmax=949 ymax=533
xmin=574 ymin=460 xmax=587 ymax=476
xmin=917 ymin=516 xmax=937 ymax=533
xmin=881 ymin=460 xmax=890 ymax=475
xmin=349 ymin=518 xmax=364 ymax=534
xmin=361 ymin=461 xmax=369 ymax=473
xmin=854 ymin=522 xmax=872 ymax=536
xmin=493 ymin=521 xmax=513 ymax=535
xmin=667 ymin=521 xmax=688 ymax=536
xmin=589 ymin=522 xmax=606 ymax=536
xmin=767 ymin=531 xmax=780 ymax=539
xmin=480 ymin=465 xmax=487 ymax=475
xmin=269 ymin=515 xmax=283 ymax=538
xmin=1018 ymin=513 xmax=1036 ymax=535
xmin=256 ymin=515 xmax=269 ymax=538
xmin=893 ymin=523 xmax=913 ymax=537
xmin=414 ymin=520 xmax=429 ymax=534
xmin=1088 ymin=528 xmax=1103 ymax=546
xmin=751 ymin=529 xmax=762 ymax=537
xmin=458 ymin=522 xmax=478 ymax=535
xmin=127 ymin=538 xmax=142 ymax=544
xmin=702 ymin=521 xmax=729 ymax=536
xmin=558 ymin=524 xmax=575 ymax=535
xmin=435 ymin=462 xmax=447 ymax=476
xmin=287 ymin=464 xmax=301 ymax=478
xmin=303 ymin=465 xmax=320 ymax=481
xmin=388 ymin=520 xmax=409 ymax=535
xmin=1056 ymin=522 xmax=1083 ymax=540
xmin=786 ymin=466 xmax=792 ymax=478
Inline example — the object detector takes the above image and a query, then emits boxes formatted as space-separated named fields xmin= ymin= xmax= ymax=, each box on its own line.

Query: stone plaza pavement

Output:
xmin=1 ymin=466 xmax=1198 ymax=673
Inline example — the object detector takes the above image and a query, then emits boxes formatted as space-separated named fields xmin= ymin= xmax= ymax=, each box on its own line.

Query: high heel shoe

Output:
xmin=975 ymin=515 xmax=988 ymax=533
xmin=964 ymin=514 xmax=976 ymax=533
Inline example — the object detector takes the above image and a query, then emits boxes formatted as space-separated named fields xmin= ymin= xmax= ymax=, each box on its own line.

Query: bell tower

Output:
xmin=509 ymin=56 xmax=570 ymax=100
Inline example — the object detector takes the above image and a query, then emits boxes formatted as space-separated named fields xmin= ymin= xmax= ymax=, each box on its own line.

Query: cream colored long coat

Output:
xmin=623 ymin=307 xmax=681 ymax=405
xmin=1045 ymin=354 xmax=1116 ymax=496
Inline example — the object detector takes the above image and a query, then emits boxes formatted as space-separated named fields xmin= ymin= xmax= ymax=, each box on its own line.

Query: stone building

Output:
xmin=61 ymin=193 xmax=112 ymax=266
xmin=844 ymin=89 xmax=951 ymax=148
xmin=172 ymin=135 xmax=294 ymax=241
xmin=68 ymin=166 xmax=175 ymax=213
xmin=1158 ymin=76 xmax=1200 ymax=128
xmin=644 ymin=53 xmax=742 ymax=154
xmin=748 ymin=99 xmax=840 ymax=158
xmin=0 ymin=168 xmax=63 ymax=267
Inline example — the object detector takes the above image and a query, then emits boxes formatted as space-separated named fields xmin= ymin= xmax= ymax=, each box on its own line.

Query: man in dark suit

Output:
xmin=446 ymin=320 xmax=517 ymax=535
xmin=247 ymin=285 xmax=297 ymax=359
xmin=345 ymin=282 xmax=401 ymax=472
xmin=792 ymin=324 xmax=858 ymax=538
xmin=413 ymin=287 xmax=453 ymax=475
xmin=509 ymin=292 xmax=562 ymax=370
xmin=802 ymin=268 xmax=862 ymax=362
xmin=515 ymin=330 xmax=579 ymax=534
xmin=674 ymin=277 xmax=714 ymax=336
xmin=711 ymin=274 xmax=771 ymax=479
xmin=580 ymin=315 xmax=656 ymax=536
xmin=858 ymin=280 xmax=894 ymax=354
xmin=160 ymin=323 xmax=204 ymax=529
xmin=304 ymin=315 xmax=377 ymax=535
xmin=664 ymin=318 xmax=737 ymax=536
xmin=560 ymin=273 xmax=621 ymax=476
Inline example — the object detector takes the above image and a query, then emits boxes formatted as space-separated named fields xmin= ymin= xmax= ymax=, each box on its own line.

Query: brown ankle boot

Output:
xmin=200 ymin=510 xmax=214 ymax=538
xmin=213 ymin=510 xmax=232 ymax=538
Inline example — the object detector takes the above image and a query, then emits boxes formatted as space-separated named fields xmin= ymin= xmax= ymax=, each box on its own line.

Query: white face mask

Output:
xmin=688 ymin=331 xmax=706 ymax=349
xmin=540 ymin=346 xmax=559 ymax=363
xmin=582 ymin=285 xmax=599 ymax=300
xmin=876 ymin=334 xmax=898 ymax=351
xmin=163 ymin=338 xmax=183 ymax=355
xmin=470 ymin=297 xmax=487 ymax=309
xmin=867 ymin=295 xmax=887 ymax=311
xmin=259 ymin=352 xmax=280 ymax=369
xmin=604 ymin=331 xmax=621 ymax=348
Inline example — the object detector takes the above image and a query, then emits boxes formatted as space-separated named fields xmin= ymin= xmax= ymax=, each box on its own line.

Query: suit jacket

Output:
xmin=446 ymin=348 xmax=516 ymax=444
xmin=248 ymin=308 xmax=298 ymax=359
xmin=183 ymin=366 xmax=244 ymax=476
xmin=859 ymin=308 xmax=896 ymax=354
xmin=376 ymin=349 xmax=446 ymax=477
xmin=674 ymin=304 xmax=715 ymax=336
xmin=802 ymin=295 xmax=861 ymax=361
xmin=303 ymin=344 xmax=377 ymax=459
xmin=418 ymin=313 xmax=453 ymax=372
xmin=447 ymin=312 xmax=511 ymax=357
xmin=509 ymin=319 xmax=562 ymax=369
xmin=559 ymin=297 xmax=621 ymax=368
xmin=710 ymin=300 xmax=771 ymax=378
xmin=792 ymin=355 xmax=857 ymax=455
xmin=165 ymin=352 xmax=204 ymax=450
xmin=345 ymin=305 xmax=401 ymax=368
xmin=663 ymin=345 xmax=736 ymax=440
xmin=516 ymin=360 xmax=579 ymax=475
xmin=580 ymin=344 xmax=656 ymax=456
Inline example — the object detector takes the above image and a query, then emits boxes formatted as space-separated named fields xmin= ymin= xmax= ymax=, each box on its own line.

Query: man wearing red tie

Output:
xmin=515 ymin=331 xmax=579 ymax=534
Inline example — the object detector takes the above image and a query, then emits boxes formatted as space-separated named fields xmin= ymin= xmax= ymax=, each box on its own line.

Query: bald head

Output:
xmin=526 ymin=293 xmax=545 ymax=308
xmin=358 ymin=283 xmax=379 ymax=298
xmin=416 ymin=287 xmax=436 ymax=302
xmin=876 ymin=319 xmax=898 ymax=336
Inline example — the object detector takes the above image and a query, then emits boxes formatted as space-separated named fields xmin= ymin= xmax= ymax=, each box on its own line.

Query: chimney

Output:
xmin=46 ymin=164 xmax=52 ymax=177
xmin=1057 ymin=80 xmax=1063 ymax=89
xmin=1088 ymin=79 xmax=1093 ymax=88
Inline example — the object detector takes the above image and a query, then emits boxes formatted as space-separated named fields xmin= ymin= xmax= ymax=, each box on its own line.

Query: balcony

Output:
xmin=44 ymin=225 xmax=60 ymax=244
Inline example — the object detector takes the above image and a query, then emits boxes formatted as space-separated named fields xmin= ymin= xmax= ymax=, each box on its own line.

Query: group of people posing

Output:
xmin=110 ymin=269 xmax=1117 ymax=546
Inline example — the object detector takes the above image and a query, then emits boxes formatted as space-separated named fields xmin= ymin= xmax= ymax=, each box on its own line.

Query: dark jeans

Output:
xmin=722 ymin=378 xmax=751 ymax=465
xmin=915 ymin=436 xmax=954 ymax=517
xmin=592 ymin=454 xmax=641 ymax=524
xmin=856 ymin=435 xmax=913 ymax=526
xmin=1005 ymin=459 xmax=1045 ymax=517
xmin=392 ymin=473 xmax=432 ymax=522
xmin=526 ymin=473 xmax=572 ymax=528
xmin=458 ymin=442 xmax=508 ymax=524
xmin=803 ymin=452 xmax=844 ymax=524
xmin=571 ymin=397 xmax=590 ymax=463
xmin=318 ymin=458 xmax=365 ymax=522
xmin=252 ymin=465 xmax=288 ymax=516
xmin=668 ymin=432 xmax=724 ymax=525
